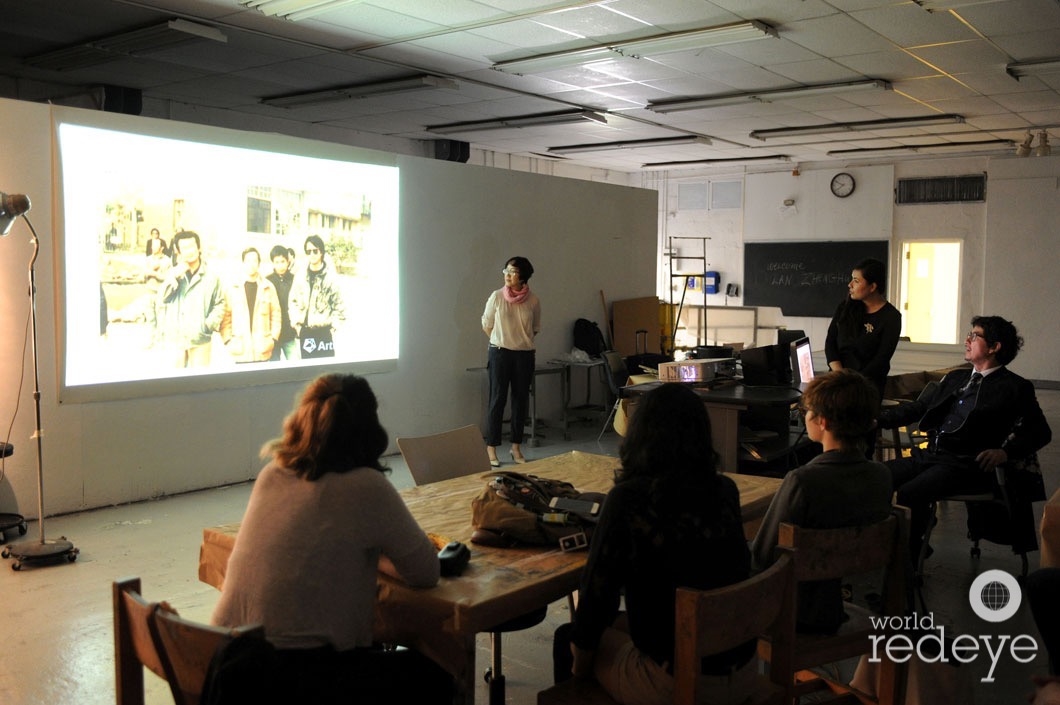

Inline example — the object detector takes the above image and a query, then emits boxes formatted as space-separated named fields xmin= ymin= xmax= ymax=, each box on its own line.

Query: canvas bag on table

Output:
xmin=470 ymin=471 xmax=604 ymax=548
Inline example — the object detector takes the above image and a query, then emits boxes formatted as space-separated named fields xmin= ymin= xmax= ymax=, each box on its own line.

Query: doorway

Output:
xmin=899 ymin=241 xmax=961 ymax=344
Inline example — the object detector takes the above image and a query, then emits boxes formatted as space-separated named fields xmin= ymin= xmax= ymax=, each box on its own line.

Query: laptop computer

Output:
xmin=789 ymin=336 xmax=815 ymax=392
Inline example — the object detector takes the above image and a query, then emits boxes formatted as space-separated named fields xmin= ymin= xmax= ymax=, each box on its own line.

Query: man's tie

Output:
xmin=963 ymin=371 xmax=983 ymax=394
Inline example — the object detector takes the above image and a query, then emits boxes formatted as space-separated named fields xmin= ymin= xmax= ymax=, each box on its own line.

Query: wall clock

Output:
xmin=830 ymin=172 xmax=856 ymax=198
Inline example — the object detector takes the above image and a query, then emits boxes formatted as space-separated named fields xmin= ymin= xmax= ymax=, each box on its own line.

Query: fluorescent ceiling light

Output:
xmin=241 ymin=0 xmax=366 ymax=21
xmin=492 ymin=21 xmax=776 ymax=75
xmin=750 ymin=114 xmax=965 ymax=140
xmin=263 ymin=75 xmax=458 ymax=108
xmin=913 ymin=0 xmax=1008 ymax=10
xmin=427 ymin=111 xmax=607 ymax=135
xmin=549 ymin=135 xmax=711 ymax=155
xmin=25 ymin=19 xmax=227 ymax=71
xmin=642 ymin=155 xmax=791 ymax=170
xmin=1006 ymin=58 xmax=1060 ymax=80
xmin=648 ymin=80 xmax=892 ymax=114
xmin=826 ymin=139 xmax=1013 ymax=157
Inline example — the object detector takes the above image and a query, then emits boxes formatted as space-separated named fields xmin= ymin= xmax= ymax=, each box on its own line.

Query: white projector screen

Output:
xmin=56 ymin=120 xmax=399 ymax=400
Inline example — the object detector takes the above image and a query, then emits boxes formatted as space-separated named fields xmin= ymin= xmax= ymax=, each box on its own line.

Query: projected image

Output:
xmin=58 ymin=122 xmax=399 ymax=388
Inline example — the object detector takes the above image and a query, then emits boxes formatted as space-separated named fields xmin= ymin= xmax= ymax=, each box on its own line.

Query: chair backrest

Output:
xmin=778 ymin=512 xmax=902 ymax=584
xmin=396 ymin=424 xmax=492 ymax=485
xmin=673 ymin=550 xmax=794 ymax=705
xmin=600 ymin=350 xmax=629 ymax=397
xmin=113 ymin=576 xmax=265 ymax=705
xmin=778 ymin=508 xmax=910 ymax=620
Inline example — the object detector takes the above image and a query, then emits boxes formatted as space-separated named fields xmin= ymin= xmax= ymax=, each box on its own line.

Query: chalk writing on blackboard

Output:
xmin=744 ymin=241 xmax=888 ymax=317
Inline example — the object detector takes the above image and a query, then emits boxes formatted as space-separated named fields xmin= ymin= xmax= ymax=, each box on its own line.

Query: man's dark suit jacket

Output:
xmin=878 ymin=366 xmax=1051 ymax=460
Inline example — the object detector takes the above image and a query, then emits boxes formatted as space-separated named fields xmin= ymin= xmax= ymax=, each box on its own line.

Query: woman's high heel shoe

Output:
xmin=489 ymin=458 xmax=501 ymax=467
xmin=510 ymin=450 xmax=527 ymax=464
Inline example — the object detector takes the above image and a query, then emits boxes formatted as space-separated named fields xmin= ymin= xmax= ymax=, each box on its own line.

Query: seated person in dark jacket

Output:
xmin=751 ymin=369 xmax=893 ymax=634
xmin=560 ymin=383 xmax=758 ymax=705
xmin=878 ymin=315 xmax=1052 ymax=560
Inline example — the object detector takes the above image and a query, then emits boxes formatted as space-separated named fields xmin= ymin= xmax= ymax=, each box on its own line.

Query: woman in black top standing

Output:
xmin=825 ymin=258 xmax=902 ymax=399
xmin=557 ymin=383 xmax=757 ymax=705
xmin=825 ymin=258 xmax=901 ymax=457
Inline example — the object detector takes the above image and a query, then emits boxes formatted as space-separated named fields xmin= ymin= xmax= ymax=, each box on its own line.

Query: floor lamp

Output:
xmin=0 ymin=192 xmax=79 ymax=570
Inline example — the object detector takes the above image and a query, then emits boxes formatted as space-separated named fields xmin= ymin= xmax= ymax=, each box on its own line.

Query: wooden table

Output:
xmin=625 ymin=381 xmax=803 ymax=473
xmin=199 ymin=451 xmax=781 ymax=703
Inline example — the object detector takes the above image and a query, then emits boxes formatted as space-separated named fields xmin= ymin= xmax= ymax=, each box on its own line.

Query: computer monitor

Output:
xmin=739 ymin=343 xmax=791 ymax=386
xmin=777 ymin=329 xmax=806 ymax=349
xmin=790 ymin=337 xmax=815 ymax=391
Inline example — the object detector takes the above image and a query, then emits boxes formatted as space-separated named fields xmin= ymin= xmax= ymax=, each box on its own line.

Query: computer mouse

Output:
xmin=438 ymin=540 xmax=471 ymax=576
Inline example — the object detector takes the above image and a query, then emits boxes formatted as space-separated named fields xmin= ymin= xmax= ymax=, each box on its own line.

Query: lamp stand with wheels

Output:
xmin=0 ymin=193 xmax=78 ymax=570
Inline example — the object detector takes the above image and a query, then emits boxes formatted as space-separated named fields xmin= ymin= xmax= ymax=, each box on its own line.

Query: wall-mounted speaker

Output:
xmin=101 ymin=85 xmax=142 ymax=115
xmin=433 ymin=139 xmax=470 ymax=163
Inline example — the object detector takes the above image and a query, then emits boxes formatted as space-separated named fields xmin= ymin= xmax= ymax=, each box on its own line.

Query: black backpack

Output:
xmin=573 ymin=318 xmax=607 ymax=357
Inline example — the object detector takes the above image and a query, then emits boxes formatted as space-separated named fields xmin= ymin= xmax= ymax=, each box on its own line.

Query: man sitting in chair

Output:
xmin=878 ymin=315 xmax=1052 ymax=561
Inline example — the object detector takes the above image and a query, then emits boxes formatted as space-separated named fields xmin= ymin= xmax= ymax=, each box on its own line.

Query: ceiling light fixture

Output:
xmin=1037 ymin=131 xmax=1052 ymax=157
xmin=492 ymin=20 xmax=776 ymax=75
xmin=826 ymin=139 xmax=1014 ymax=157
xmin=913 ymin=0 xmax=1010 ymax=10
xmin=750 ymin=114 xmax=965 ymax=140
xmin=240 ymin=0 xmax=366 ymax=22
xmin=641 ymin=155 xmax=792 ymax=170
xmin=548 ymin=135 xmax=711 ymax=155
xmin=262 ymin=75 xmax=458 ymax=108
xmin=1016 ymin=132 xmax=1033 ymax=157
xmin=24 ymin=19 xmax=227 ymax=71
xmin=1006 ymin=58 xmax=1060 ymax=81
xmin=648 ymin=79 xmax=892 ymax=114
xmin=427 ymin=110 xmax=607 ymax=135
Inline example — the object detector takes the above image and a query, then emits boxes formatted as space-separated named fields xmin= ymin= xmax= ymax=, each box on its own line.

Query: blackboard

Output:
xmin=743 ymin=241 xmax=889 ymax=317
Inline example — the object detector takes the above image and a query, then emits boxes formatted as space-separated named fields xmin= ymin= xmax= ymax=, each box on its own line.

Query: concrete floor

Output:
xmin=0 ymin=390 xmax=1056 ymax=705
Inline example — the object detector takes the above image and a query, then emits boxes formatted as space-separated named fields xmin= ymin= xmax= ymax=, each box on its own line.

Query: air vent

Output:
xmin=896 ymin=174 xmax=986 ymax=204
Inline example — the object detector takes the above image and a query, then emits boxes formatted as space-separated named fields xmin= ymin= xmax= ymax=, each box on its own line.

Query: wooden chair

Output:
xmin=760 ymin=509 xmax=911 ymax=705
xmin=396 ymin=424 xmax=493 ymax=484
xmin=396 ymin=425 xmax=548 ymax=705
xmin=598 ymin=351 xmax=631 ymax=441
xmin=536 ymin=551 xmax=795 ymax=705
xmin=113 ymin=576 xmax=265 ymax=705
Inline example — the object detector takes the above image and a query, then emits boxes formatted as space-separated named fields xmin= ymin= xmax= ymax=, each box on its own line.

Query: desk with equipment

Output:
xmin=198 ymin=451 xmax=782 ymax=704
xmin=623 ymin=338 xmax=815 ymax=473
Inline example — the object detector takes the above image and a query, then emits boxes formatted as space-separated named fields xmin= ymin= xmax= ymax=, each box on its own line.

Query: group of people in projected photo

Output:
xmin=101 ymin=229 xmax=347 ymax=370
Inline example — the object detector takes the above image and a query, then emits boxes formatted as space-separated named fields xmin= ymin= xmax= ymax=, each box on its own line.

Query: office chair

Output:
xmin=396 ymin=425 xmax=550 ymax=705
xmin=598 ymin=351 xmax=630 ymax=441
xmin=918 ymin=454 xmax=1043 ymax=588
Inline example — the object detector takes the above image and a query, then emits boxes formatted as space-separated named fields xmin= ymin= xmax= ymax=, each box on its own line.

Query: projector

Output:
xmin=657 ymin=358 xmax=736 ymax=384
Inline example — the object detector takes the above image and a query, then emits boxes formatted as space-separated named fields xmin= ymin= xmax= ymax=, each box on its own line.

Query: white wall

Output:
xmin=0 ymin=98 xmax=656 ymax=518
xmin=640 ymin=157 xmax=1060 ymax=385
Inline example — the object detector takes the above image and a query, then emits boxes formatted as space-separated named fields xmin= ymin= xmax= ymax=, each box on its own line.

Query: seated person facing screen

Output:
xmin=557 ymin=383 xmax=758 ymax=705
xmin=877 ymin=315 xmax=1052 ymax=561
xmin=751 ymin=369 xmax=892 ymax=634
xmin=211 ymin=374 xmax=453 ymax=705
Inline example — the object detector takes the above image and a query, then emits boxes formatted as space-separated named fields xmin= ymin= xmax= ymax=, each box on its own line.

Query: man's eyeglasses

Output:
xmin=305 ymin=247 xmax=321 ymax=254
xmin=502 ymin=267 xmax=519 ymax=276
xmin=966 ymin=331 xmax=984 ymax=342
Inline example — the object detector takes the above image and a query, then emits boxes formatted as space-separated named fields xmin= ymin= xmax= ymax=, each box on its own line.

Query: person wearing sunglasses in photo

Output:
xmin=877 ymin=315 xmax=1052 ymax=563
xmin=290 ymin=234 xmax=346 ymax=359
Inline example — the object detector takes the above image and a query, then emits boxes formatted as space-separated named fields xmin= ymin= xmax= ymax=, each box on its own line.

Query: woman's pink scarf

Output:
xmin=503 ymin=285 xmax=531 ymax=304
